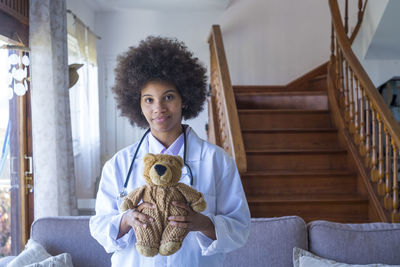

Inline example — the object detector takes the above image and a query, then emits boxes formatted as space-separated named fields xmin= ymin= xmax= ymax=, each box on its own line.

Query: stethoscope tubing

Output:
xmin=118 ymin=125 xmax=193 ymax=199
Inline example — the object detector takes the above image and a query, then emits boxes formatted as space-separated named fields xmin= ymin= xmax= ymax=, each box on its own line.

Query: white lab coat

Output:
xmin=89 ymin=128 xmax=251 ymax=267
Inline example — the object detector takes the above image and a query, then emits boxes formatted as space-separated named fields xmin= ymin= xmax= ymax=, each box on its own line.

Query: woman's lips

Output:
xmin=153 ymin=116 xmax=169 ymax=123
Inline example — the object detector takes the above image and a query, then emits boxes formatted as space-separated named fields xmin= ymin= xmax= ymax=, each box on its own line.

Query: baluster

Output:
xmin=370 ymin=109 xmax=378 ymax=181
xmin=359 ymin=87 xmax=365 ymax=153
xmin=392 ymin=145 xmax=399 ymax=223
xmin=339 ymin=47 xmax=345 ymax=108
xmin=374 ymin=114 xmax=384 ymax=185
xmin=358 ymin=0 xmax=363 ymax=23
xmin=384 ymin=138 xmax=393 ymax=210
xmin=379 ymin=127 xmax=389 ymax=196
xmin=364 ymin=97 xmax=371 ymax=164
xmin=335 ymin=39 xmax=344 ymax=100
xmin=334 ymin=37 xmax=338 ymax=90
xmin=344 ymin=0 xmax=349 ymax=35
xmin=346 ymin=63 xmax=353 ymax=125
xmin=353 ymin=77 xmax=360 ymax=143
xmin=331 ymin=23 xmax=335 ymax=61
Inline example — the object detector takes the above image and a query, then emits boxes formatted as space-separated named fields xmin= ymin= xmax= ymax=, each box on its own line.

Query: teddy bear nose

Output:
xmin=154 ymin=164 xmax=167 ymax=176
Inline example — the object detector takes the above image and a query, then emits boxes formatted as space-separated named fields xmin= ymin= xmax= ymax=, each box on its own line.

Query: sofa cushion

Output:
xmin=224 ymin=216 xmax=308 ymax=267
xmin=308 ymin=220 xmax=400 ymax=265
xmin=0 ymin=256 xmax=15 ymax=267
xmin=293 ymin=247 xmax=400 ymax=267
xmin=31 ymin=216 xmax=111 ymax=267
xmin=25 ymin=253 xmax=73 ymax=267
xmin=7 ymin=239 xmax=51 ymax=267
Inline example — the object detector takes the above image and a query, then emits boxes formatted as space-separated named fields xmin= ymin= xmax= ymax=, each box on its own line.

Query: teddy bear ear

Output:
xmin=144 ymin=153 xmax=156 ymax=165
xmin=173 ymin=155 xmax=184 ymax=168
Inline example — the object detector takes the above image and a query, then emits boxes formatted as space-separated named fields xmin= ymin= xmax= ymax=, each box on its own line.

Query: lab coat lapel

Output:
xmin=128 ymin=133 xmax=150 ymax=161
xmin=178 ymin=128 xmax=202 ymax=162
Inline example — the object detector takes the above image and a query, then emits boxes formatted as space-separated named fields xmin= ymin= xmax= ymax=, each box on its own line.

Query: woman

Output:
xmin=89 ymin=36 xmax=251 ymax=266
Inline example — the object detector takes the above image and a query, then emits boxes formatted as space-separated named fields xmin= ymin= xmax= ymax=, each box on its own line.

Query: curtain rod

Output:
xmin=66 ymin=9 xmax=102 ymax=40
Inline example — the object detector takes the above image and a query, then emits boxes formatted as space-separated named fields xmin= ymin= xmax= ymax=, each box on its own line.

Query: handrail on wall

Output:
xmin=329 ymin=0 xmax=400 ymax=222
xmin=207 ymin=25 xmax=247 ymax=174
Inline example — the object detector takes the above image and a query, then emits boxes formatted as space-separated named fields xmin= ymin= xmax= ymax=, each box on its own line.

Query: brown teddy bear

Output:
xmin=120 ymin=153 xmax=207 ymax=257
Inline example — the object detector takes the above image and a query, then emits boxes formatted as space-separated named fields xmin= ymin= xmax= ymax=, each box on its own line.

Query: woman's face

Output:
xmin=140 ymin=81 xmax=183 ymax=136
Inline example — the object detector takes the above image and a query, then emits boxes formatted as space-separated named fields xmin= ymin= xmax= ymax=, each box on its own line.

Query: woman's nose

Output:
xmin=154 ymin=100 xmax=167 ymax=112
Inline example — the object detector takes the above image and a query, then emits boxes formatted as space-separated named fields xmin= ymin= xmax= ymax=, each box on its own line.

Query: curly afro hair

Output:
xmin=112 ymin=36 xmax=208 ymax=128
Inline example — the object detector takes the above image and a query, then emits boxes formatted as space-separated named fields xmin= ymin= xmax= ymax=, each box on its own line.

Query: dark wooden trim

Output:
xmin=0 ymin=9 xmax=28 ymax=45
xmin=287 ymin=62 xmax=328 ymax=89
xmin=0 ymin=0 xmax=29 ymax=25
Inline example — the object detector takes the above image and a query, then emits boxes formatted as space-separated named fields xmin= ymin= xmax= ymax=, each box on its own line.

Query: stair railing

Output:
xmin=207 ymin=25 xmax=247 ymax=174
xmin=328 ymin=0 xmax=400 ymax=222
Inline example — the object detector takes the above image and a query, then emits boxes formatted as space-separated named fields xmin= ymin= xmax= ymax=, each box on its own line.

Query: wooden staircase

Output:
xmin=234 ymin=75 xmax=370 ymax=223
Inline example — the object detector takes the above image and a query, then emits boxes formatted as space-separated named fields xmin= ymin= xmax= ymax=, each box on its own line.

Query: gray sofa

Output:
xmin=1 ymin=216 xmax=400 ymax=267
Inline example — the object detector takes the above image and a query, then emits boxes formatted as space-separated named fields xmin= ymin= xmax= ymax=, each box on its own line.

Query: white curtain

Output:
xmin=30 ymin=0 xmax=78 ymax=218
xmin=67 ymin=15 xmax=101 ymax=199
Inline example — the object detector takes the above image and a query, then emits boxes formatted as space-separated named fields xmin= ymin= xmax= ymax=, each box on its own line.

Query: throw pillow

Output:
xmin=25 ymin=253 xmax=73 ymax=267
xmin=7 ymin=239 xmax=51 ymax=267
xmin=293 ymin=247 xmax=400 ymax=267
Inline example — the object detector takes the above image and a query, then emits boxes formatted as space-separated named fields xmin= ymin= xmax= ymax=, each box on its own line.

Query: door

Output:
xmin=0 ymin=1 xmax=32 ymax=255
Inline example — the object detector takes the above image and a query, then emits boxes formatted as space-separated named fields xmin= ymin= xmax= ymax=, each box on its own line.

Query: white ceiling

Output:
xmin=84 ymin=0 xmax=230 ymax=12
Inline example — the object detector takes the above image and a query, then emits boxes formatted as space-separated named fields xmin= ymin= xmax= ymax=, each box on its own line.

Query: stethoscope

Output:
xmin=117 ymin=125 xmax=194 ymax=200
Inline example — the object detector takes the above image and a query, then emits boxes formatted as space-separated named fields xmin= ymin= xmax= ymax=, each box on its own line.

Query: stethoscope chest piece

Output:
xmin=118 ymin=188 xmax=128 ymax=200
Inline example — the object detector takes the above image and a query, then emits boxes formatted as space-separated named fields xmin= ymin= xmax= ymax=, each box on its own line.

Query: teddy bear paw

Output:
xmin=136 ymin=244 xmax=158 ymax=257
xmin=159 ymin=241 xmax=182 ymax=256
xmin=191 ymin=198 xmax=206 ymax=213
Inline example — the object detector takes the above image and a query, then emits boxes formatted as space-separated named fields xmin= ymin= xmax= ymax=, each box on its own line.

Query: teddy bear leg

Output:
xmin=159 ymin=224 xmax=188 ymax=256
xmin=136 ymin=244 xmax=158 ymax=257
xmin=134 ymin=211 xmax=162 ymax=257
xmin=134 ymin=224 xmax=160 ymax=257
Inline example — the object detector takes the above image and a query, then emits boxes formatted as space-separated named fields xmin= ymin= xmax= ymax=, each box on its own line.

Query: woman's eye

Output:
xmin=144 ymin=98 xmax=153 ymax=103
xmin=165 ymin=95 xmax=173 ymax=101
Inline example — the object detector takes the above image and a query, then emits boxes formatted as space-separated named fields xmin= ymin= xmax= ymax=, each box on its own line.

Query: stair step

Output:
xmin=238 ymin=109 xmax=332 ymax=130
xmin=246 ymin=149 xmax=347 ymax=171
xmin=291 ymin=74 xmax=328 ymax=91
xmin=233 ymin=85 xmax=326 ymax=93
xmin=242 ymin=128 xmax=339 ymax=150
xmin=235 ymin=91 xmax=328 ymax=110
xmin=307 ymin=74 xmax=328 ymax=91
xmin=247 ymin=194 xmax=369 ymax=223
xmin=241 ymin=170 xmax=357 ymax=195
xmin=310 ymin=74 xmax=328 ymax=81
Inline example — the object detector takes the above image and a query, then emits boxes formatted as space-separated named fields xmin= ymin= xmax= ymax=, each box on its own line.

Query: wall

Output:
xmin=66 ymin=0 xmax=96 ymax=30
xmin=96 ymin=8 xmax=222 ymax=164
xmin=218 ymin=0 xmax=332 ymax=85
xmin=352 ymin=0 xmax=400 ymax=87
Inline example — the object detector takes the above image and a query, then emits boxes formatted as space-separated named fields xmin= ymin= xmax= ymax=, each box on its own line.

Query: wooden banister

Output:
xmin=207 ymin=25 xmax=247 ymax=174
xmin=328 ymin=0 xmax=400 ymax=222
xmin=0 ymin=0 xmax=29 ymax=25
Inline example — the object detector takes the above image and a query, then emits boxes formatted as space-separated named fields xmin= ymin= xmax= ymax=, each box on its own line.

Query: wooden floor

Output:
xmin=234 ymin=75 xmax=370 ymax=223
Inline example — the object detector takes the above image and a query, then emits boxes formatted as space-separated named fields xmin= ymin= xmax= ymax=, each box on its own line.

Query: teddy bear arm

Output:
xmin=120 ymin=186 xmax=145 ymax=211
xmin=176 ymin=184 xmax=206 ymax=213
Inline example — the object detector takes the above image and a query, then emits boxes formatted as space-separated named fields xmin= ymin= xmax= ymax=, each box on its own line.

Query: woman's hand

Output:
xmin=117 ymin=202 xmax=155 ymax=239
xmin=168 ymin=201 xmax=216 ymax=240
